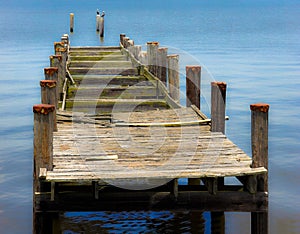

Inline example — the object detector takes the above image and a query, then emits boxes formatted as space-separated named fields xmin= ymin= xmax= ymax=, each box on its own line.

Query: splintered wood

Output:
xmin=46 ymin=107 xmax=266 ymax=182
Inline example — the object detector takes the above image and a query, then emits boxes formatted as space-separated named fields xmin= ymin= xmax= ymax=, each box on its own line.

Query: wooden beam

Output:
xmin=36 ymin=190 xmax=268 ymax=213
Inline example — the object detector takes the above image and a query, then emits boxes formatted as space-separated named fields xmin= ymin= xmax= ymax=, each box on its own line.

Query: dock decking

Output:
xmin=33 ymin=34 xmax=269 ymax=233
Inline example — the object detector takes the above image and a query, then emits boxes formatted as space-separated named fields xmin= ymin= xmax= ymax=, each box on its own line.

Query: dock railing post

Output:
xmin=147 ymin=41 xmax=159 ymax=77
xmin=44 ymin=67 xmax=59 ymax=104
xmin=167 ymin=54 xmax=180 ymax=102
xmin=250 ymin=103 xmax=269 ymax=234
xmin=33 ymin=104 xmax=55 ymax=234
xmin=210 ymin=81 xmax=227 ymax=234
xmin=50 ymin=55 xmax=64 ymax=101
xmin=186 ymin=66 xmax=201 ymax=109
xmin=157 ymin=47 xmax=168 ymax=86
xmin=33 ymin=104 xmax=55 ymax=188
xmin=211 ymin=82 xmax=227 ymax=134
xmin=40 ymin=80 xmax=57 ymax=131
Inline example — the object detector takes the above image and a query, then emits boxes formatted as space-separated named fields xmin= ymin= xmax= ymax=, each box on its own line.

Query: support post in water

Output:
xmin=167 ymin=54 xmax=180 ymax=102
xmin=157 ymin=47 xmax=168 ymax=86
xmin=99 ymin=11 xmax=105 ymax=37
xmin=70 ymin=13 xmax=74 ymax=33
xmin=147 ymin=42 xmax=159 ymax=77
xmin=40 ymin=80 xmax=57 ymax=131
xmin=211 ymin=82 xmax=227 ymax=134
xmin=186 ymin=65 xmax=201 ymax=109
xmin=250 ymin=103 xmax=269 ymax=234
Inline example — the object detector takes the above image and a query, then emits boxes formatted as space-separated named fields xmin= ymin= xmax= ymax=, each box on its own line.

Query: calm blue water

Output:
xmin=0 ymin=0 xmax=299 ymax=233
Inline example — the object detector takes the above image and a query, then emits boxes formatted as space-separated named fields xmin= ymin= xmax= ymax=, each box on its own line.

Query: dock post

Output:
xmin=211 ymin=82 xmax=227 ymax=134
xmin=120 ymin=33 xmax=126 ymax=46
xmin=186 ymin=66 xmax=201 ymax=109
xmin=50 ymin=55 xmax=64 ymax=101
xmin=44 ymin=67 xmax=59 ymax=104
xmin=250 ymin=103 xmax=269 ymax=234
xmin=33 ymin=104 xmax=55 ymax=234
xmin=147 ymin=42 xmax=159 ymax=77
xmin=70 ymin=13 xmax=74 ymax=33
xmin=210 ymin=81 xmax=227 ymax=234
xmin=40 ymin=80 xmax=57 ymax=131
xmin=168 ymin=54 xmax=180 ymax=102
xmin=54 ymin=42 xmax=67 ymax=89
xmin=33 ymin=104 xmax=55 ymax=182
xmin=157 ymin=47 xmax=168 ymax=86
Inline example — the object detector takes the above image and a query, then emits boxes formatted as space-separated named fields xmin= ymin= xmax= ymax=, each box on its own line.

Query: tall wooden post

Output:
xmin=186 ymin=66 xmax=201 ymax=109
xmin=120 ymin=33 xmax=126 ymax=46
xmin=50 ymin=55 xmax=64 ymax=101
xmin=147 ymin=41 xmax=159 ymax=77
xmin=210 ymin=81 xmax=227 ymax=234
xmin=157 ymin=47 xmax=168 ymax=86
xmin=40 ymin=80 xmax=57 ymax=132
xmin=44 ymin=67 xmax=59 ymax=104
xmin=250 ymin=103 xmax=269 ymax=234
xmin=168 ymin=54 xmax=180 ymax=102
xmin=99 ymin=15 xmax=104 ymax=37
xmin=211 ymin=82 xmax=227 ymax=134
xmin=33 ymin=104 xmax=54 ymax=189
xmin=70 ymin=13 xmax=74 ymax=32
xmin=96 ymin=14 xmax=100 ymax=32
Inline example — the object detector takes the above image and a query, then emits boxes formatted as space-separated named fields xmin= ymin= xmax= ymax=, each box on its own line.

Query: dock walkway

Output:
xmin=33 ymin=34 xmax=269 ymax=233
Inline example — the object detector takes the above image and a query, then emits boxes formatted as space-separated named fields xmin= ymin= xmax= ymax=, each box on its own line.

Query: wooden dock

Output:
xmin=33 ymin=34 xmax=269 ymax=233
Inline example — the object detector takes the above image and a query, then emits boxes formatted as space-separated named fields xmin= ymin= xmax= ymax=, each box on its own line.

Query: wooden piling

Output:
xmin=70 ymin=13 xmax=74 ymax=33
xmin=157 ymin=47 xmax=168 ymax=86
xmin=40 ymin=80 xmax=57 ymax=131
xmin=210 ymin=81 xmax=227 ymax=226
xmin=186 ymin=66 xmax=201 ymax=109
xmin=211 ymin=82 xmax=227 ymax=134
xmin=99 ymin=16 xmax=104 ymax=37
xmin=167 ymin=54 xmax=180 ymax=102
xmin=250 ymin=103 xmax=269 ymax=234
xmin=49 ymin=55 xmax=64 ymax=101
xmin=33 ymin=104 xmax=55 ymax=183
xmin=44 ymin=67 xmax=59 ymax=104
xmin=147 ymin=42 xmax=159 ymax=77
xmin=96 ymin=15 xmax=100 ymax=32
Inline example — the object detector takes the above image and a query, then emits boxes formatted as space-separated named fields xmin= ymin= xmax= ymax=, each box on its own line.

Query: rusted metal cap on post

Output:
xmin=186 ymin=65 xmax=201 ymax=73
xmin=250 ymin=103 xmax=270 ymax=113
xmin=211 ymin=81 xmax=227 ymax=91
xmin=40 ymin=80 xmax=57 ymax=88
xmin=33 ymin=104 xmax=55 ymax=115
xmin=44 ymin=67 xmax=58 ymax=76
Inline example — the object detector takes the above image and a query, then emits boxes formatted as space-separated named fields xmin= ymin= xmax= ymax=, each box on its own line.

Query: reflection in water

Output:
xmin=60 ymin=211 xmax=207 ymax=233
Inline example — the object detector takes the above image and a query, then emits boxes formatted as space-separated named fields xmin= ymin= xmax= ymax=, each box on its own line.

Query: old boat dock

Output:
xmin=33 ymin=34 xmax=269 ymax=233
